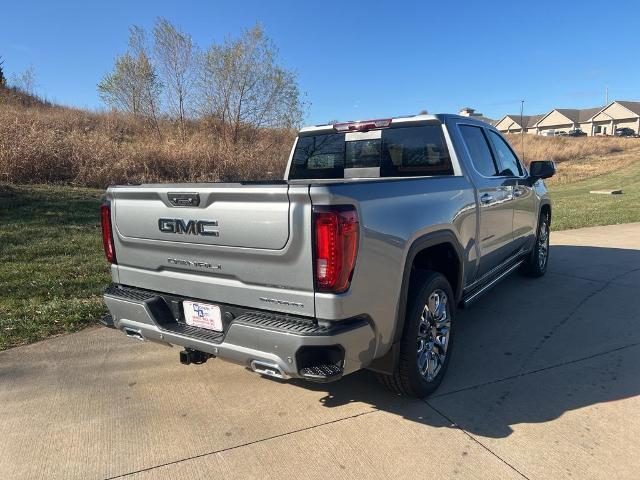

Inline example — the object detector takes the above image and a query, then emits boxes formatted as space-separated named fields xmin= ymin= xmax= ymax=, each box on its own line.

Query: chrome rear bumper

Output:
xmin=103 ymin=284 xmax=376 ymax=380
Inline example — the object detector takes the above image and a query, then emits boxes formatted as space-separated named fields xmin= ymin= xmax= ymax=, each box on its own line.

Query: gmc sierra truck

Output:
xmin=101 ymin=113 xmax=555 ymax=397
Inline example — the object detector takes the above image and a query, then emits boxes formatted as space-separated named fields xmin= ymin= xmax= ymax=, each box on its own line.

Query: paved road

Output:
xmin=1 ymin=223 xmax=639 ymax=479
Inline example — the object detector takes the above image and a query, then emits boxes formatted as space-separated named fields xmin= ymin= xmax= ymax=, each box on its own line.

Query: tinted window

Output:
xmin=289 ymin=133 xmax=345 ymax=179
xmin=346 ymin=139 xmax=381 ymax=169
xmin=459 ymin=125 xmax=497 ymax=176
xmin=288 ymin=125 xmax=453 ymax=179
xmin=487 ymin=130 xmax=523 ymax=176
xmin=381 ymin=126 xmax=453 ymax=177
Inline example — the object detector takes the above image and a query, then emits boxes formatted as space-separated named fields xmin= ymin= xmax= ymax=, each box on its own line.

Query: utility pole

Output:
xmin=605 ymin=85 xmax=609 ymax=105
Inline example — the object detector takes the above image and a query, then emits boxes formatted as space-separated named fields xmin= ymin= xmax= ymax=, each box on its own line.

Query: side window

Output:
xmin=459 ymin=125 xmax=498 ymax=177
xmin=487 ymin=130 xmax=523 ymax=177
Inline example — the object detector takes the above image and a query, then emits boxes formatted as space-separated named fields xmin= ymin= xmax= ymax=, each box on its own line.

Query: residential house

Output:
xmin=534 ymin=107 xmax=602 ymax=135
xmin=495 ymin=101 xmax=640 ymax=136
xmin=494 ymin=114 xmax=544 ymax=134
xmin=588 ymin=101 xmax=640 ymax=135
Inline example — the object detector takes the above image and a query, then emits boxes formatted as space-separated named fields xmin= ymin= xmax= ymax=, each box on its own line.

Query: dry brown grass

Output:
xmin=505 ymin=133 xmax=640 ymax=184
xmin=504 ymin=133 xmax=632 ymax=164
xmin=0 ymin=88 xmax=294 ymax=187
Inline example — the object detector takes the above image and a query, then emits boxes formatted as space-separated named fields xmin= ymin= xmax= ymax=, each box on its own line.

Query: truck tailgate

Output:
xmin=114 ymin=185 xmax=289 ymax=249
xmin=108 ymin=184 xmax=315 ymax=316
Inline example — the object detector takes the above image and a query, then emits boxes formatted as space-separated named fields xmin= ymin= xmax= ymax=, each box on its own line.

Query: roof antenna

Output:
xmin=520 ymin=99 xmax=525 ymax=164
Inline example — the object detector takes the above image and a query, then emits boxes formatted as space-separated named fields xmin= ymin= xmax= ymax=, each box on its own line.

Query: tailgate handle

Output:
xmin=168 ymin=192 xmax=200 ymax=207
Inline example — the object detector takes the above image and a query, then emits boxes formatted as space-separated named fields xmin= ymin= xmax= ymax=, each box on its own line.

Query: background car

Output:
xmin=614 ymin=127 xmax=636 ymax=137
xmin=554 ymin=131 xmax=568 ymax=136
xmin=567 ymin=129 xmax=587 ymax=137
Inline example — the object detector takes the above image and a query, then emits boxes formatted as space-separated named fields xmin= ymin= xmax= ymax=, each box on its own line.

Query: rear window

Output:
xmin=289 ymin=125 xmax=453 ymax=180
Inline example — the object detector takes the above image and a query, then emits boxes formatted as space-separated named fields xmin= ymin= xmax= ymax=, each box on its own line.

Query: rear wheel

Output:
xmin=521 ymin=212 xmax=550 ymax=277
xmin=378 ymin=271 xmax=455 ymax=398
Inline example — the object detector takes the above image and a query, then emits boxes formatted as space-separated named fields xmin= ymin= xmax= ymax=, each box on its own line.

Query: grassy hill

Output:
xmin=1 ymin=86 xmax=639 ymax=188
xmin=0 ymin=85 xmax=294 ymax=187
xmin=505 ymin=133 xmax=640 ymax=185
xmin=549 ymin=156 xmax=640 ymax=229
xmin=505 ymin=133 xmax=640 ymax=228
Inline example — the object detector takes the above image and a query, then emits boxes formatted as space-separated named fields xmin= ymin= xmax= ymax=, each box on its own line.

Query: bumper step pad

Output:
xmin=233 ymin=312 xmax=332 ymax=335
xmin=299 ymin=364 xmax=343 ymax=382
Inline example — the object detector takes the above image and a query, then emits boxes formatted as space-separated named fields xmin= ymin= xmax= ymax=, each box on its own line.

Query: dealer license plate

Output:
xmin=183 ymin=301 xmax=223 ymax=331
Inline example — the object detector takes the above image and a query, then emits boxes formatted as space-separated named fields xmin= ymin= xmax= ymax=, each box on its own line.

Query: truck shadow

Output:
xmin=290 ymin=244 xmax=640 ymax=438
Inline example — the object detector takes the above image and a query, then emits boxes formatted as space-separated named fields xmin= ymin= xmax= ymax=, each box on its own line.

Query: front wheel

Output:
xmin=377 ymin=271 xmax=455 ymax=398
xmin=521 ymin=212 xmax=550 ymax=277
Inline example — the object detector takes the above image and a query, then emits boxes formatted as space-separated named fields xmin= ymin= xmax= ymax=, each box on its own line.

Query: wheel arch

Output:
xmin=367 ymin=230 xmax=464 ymax=375
xmin=540 ymin=201 xmax=552 ymax=225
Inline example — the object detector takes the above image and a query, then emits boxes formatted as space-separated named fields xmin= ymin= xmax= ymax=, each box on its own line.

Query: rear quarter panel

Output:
xmin=310 ymin=176 xmax=477 ymax=357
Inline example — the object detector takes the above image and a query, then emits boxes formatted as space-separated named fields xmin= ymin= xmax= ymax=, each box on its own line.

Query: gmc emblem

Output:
xmin=158 ymin=218 xmax=219 ymax=237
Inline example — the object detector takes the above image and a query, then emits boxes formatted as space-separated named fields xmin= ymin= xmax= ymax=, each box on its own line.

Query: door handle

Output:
xmin=480 ymin=193 xmax=494 ymax=204
xmin=513 ymin=188 xmax=523 ymax=198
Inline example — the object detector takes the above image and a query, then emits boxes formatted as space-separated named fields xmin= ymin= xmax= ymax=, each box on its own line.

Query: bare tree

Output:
xmin=98 ymin=26 xmax=162 ymax=136
xmin=98 ymin=53 xmax=142 ymax=114
xmin=199 ymin=24 xmax=304 ymax=143
xmin=153 ymin=17 xmax=196 ymax=141
xmin=11 ymin=65 xmax=37 ymax=94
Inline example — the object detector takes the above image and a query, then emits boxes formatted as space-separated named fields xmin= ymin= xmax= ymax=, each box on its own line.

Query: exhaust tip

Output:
xmin=122 ymin=327 xmax=145 ymax=341
xmin=250 ymin=360 xmax=286 ymax=379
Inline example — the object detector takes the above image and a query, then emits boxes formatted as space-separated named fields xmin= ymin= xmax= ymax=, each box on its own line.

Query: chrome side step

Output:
xmin=462 ymin=259 xmax=524 ymax=307
xmin=299 ymin=364 xmax=343 ymax=383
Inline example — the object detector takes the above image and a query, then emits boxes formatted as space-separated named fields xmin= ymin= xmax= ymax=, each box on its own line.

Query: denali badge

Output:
xmin=167 ymin=258 xmax=222 ymax=270
xmin=159 ymin=218 xmax=219 ymax=236
xmin=259 ymin=297 xmax=304 ymax=308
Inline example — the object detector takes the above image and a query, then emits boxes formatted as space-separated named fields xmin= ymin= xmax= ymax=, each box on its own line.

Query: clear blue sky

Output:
xmin=2 ymin=0 xmax=639 ymax=124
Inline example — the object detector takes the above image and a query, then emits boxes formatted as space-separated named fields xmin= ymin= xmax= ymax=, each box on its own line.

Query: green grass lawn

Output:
xmin=1 ymin=163 xmax=639 ymax=350
xmin=0 ymin=184 xmax=110 ymax=350
xmin=549 ymin=158 xmax=640 ymax=230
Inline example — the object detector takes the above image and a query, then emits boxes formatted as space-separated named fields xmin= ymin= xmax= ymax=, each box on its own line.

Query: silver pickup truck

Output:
xmin=101 ymin=113 xmax=555 ymax=397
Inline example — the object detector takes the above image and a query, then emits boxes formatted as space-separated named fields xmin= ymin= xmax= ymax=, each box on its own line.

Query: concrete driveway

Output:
xmin=1 ymin=223 xmax=639 ymax=479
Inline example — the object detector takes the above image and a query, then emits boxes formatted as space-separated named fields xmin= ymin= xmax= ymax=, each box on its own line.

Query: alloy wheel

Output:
xmin=538 ymin=220 xmax=549 ymax=269
xmin=416 ymin=289 xmax=450 ymax=382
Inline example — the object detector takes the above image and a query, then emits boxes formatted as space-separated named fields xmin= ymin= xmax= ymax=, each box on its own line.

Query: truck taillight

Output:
xmin=100 ymin=203 xmax=116 ymax=264
xmin=313 ymin=206 xmax=359 ymax=293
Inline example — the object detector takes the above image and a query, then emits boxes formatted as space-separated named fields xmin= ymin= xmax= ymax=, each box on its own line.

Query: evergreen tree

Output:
xmin=0 ymin=57 xmax=6 ymax=87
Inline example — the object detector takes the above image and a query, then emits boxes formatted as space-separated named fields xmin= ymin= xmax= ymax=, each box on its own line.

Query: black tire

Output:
xmin=377 ymin=270 xmax=455 ymax=398
xmin=521 ymin=211 xmax=550 ymax=277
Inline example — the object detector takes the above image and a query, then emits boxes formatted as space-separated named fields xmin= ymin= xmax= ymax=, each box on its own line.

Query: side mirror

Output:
xmin=529 ymin=160 xmax=556 ymax=184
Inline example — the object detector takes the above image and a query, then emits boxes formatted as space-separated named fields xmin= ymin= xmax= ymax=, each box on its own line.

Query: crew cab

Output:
xmin=101 ymin=114 xmax=555 ymax=397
